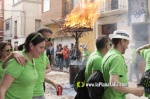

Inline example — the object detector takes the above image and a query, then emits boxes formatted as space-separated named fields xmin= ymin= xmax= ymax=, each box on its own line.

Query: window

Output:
xmin=5 ymin=22 xmax=10 ymax=31
xmin=14 ymin=21 xmax=17 ymax=36
xmin=111 ymin=0 xmax=118 ymax=10
xmin=35 ymin=19 xmax=41 ymax=31
xmin=65 ymin=0 xmax=72 ymax=12
xmin=43 ymin=0 xmax=50 ymax=12
xmin=102 ymin=24 xmax=117 ymax=36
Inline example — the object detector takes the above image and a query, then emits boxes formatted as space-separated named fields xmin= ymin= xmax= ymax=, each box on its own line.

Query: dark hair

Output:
xmin=96 ymin=35 xmax=109 ymax=50
xmin=37 ymin=27 xmax=53 ymax=34
xmin=112 ymin=38 xmax=122 ymax=47
xmin=0 ymin=41 xmax=12 ymax=51
xmin=14 ymin=46 xmax=18 ymax=51
xmin=18 ymin=43 xmax=25 ymax=51
xmin=0 ymin=41 xmax=12 ymax=58
xmin=24 ymin=32 xmax=45 ymax=52
xmin=112 ymin=38 xmax=128 ymax=47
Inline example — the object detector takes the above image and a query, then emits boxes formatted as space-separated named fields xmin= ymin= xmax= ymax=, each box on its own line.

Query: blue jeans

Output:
xmin=32 ymin=95 xmax=46 ymax=99
xmin=129 ymin=63 xmax=140 ymax=81
xmin=55 ymin=56 xmax=59 ymax=66
xmin=58 ymin=58 xmax=63 ymax=69
xmin=64 ymin=58 xmax=70 ymax=68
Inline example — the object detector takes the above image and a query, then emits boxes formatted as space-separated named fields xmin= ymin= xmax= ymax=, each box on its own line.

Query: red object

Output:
xmin=57 ymin=86 xmax=62 ymax=96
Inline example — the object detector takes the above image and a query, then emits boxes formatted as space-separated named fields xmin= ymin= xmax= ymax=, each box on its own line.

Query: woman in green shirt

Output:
xmin=0 ymin=41 xmax=13 ymax=82
xmin=0 ymin=32 xmax=46 ymax=99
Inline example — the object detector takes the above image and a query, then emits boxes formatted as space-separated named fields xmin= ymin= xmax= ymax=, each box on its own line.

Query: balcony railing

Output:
xmin=100 ymin=0 xmax=127 ymax=12
xmin=100 ymin=5 xmax=127 ymax=13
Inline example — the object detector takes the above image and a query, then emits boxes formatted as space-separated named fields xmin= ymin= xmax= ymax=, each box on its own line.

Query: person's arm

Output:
xmin=136 ymin=44 xmax=150 ymax=54
xmin=44 ymin=76 xmax=61 ymax=91
xmin=109 ymin=75 xmax=144 ymax=97
xmin=2 ymin=51 xmax=27 ymax=69
xmin=45 ymin=54 xmax=51 ymax=74
xmin=45 ymin=63 xmax=51 ymax=74
xmin=57 ymin=50 xmax=63 ymax=54
xmin=0 ymin=74 xmax=15 ymax=99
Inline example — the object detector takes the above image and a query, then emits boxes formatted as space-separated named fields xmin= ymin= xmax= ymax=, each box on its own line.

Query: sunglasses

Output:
xmin=2 ymin=49 xmax=13 ymax=52
xmin=30 ymin=33 xmax=43 ymax=42
xmin=45 ymin=38 xmax=55 ymax=42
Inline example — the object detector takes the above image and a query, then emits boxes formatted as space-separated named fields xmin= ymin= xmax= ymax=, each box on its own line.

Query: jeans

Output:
xmin=55 ymin=56 xmax=59 ymax=66
xmin=32 ymin=95 xmax=46 ymax=99
xmin=64 ymin=58 xmax=70 ymax=69
xmin=129 ymin=63 xmax=140 ymax=81
xmin=58 ymin=58 xmax=63 ymax=69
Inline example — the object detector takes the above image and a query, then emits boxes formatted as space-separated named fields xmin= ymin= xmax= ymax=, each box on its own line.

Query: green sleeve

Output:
xmin=140 ymin=49 xmax=149 ymax=60
xmin=109 ymin=56 xmax=124 ymax=77
xmin=92 ymin=57 xmax=102 ymax=71
xmin=46 ymin=56 xmax=50 ymax=64
xmin=85 ymin=51 xmax=90 ymax=56
xmin=5 ymin=59 xmax=24 ymax=79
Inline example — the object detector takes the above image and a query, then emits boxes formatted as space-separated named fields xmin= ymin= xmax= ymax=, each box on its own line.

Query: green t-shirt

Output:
xmin=0 ymin=60 xmax=5 ymax=82
xmin=101 ymin=49 xmax=128 ymax=99
xmin=140 ymin=49 xmax=150 ymax=97
xmin=85 ymin=50 xmax=103 ymax=82
xmin=33 ymin=52 xmax=49 ymax=97
xmin=140 ymin=49 xmax=150 ymax=71
xmin=5 ymin=51 xmax=38 ymax=99
xmin=84 ymin=50 xmax=90 ymax=59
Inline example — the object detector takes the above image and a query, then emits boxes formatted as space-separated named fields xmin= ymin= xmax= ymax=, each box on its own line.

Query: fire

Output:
xmin=63 ymin=0 xmax=105 ymax=28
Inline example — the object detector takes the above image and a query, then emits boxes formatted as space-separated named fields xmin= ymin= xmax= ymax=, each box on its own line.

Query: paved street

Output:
xmin=44 ymin=67 xmax=148 ymax=99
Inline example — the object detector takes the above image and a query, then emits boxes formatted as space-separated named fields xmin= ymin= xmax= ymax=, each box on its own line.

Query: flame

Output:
xmin=63 ymin=0 xmax=105 ymax=28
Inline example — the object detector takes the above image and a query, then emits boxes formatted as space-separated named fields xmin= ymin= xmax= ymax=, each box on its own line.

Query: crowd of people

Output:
xmin=47 ymin=42 xmax=90 ymax=71
xmin=0 ymin=28 xmax=150 ymax=99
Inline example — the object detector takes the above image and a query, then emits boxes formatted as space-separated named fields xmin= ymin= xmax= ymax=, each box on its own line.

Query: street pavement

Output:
xmin=44 ymin=66 xmax=148 ymax=99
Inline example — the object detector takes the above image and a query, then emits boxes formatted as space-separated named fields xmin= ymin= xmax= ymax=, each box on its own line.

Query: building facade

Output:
xmin=3 ymin=0 xmax=13 ymax=42
xmin=4 ymin=0 xmax=42 ymax=47
xmin=95 ymin=0 xmax=149 ymax=73
xmin=41 ymin=0 xmax=76 ymax=50
xmin=0 ymin=0 xmax=4 ymax=41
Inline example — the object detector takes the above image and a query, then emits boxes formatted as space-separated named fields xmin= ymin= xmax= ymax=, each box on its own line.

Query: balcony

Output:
xmin=100 ymin=0 xmax=127 ymax=13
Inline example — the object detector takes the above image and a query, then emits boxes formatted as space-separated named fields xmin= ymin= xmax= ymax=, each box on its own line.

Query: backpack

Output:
xmin=73 ymin=66 xmax=86 ymax=92
xmin=138 ymin=69 xmax=150 ymax=94
xmin=73 ymin=66 xmax=91 ymax=99
xmin=86 ymin=55 xmax=113 ymax=99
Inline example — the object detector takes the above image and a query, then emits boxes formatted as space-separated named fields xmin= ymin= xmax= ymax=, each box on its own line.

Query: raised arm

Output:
xmin=136 ymin=44 xmax=150 ymax=54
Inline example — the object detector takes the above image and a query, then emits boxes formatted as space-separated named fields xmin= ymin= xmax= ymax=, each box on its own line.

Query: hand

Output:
xmin=13 ymin=51 xmax=28 ymax=66
xmin=54 ymin=84 xmax=61 ymax=91
xmin=132 ymin=87 xmax=144 ymax=97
